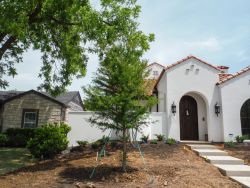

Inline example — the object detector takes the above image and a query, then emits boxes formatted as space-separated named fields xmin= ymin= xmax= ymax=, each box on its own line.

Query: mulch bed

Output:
xmin=223 ymin=144 xmax=250 ymax=165
xmin=0 ymin=143 xmax=241 ymax=188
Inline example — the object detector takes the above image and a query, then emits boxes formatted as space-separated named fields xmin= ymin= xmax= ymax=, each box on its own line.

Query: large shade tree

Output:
xmin=84 ymin=0 xmax=157 ymax=172
xmin=0 ymin=0 xmax=141 ymax=96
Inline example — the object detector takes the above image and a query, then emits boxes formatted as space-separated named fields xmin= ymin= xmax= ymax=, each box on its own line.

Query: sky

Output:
xmin=4 ymin=0 xmax=250 ymax=95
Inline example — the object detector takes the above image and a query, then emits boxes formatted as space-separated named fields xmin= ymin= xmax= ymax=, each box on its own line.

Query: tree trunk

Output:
xmin=122 ymin=128 xmax=127 ymax=172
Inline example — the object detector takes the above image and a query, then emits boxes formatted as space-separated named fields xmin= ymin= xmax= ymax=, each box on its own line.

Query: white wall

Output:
xmin=157 ymin=58 xmax=223 ymax=142
xmin=67 ymin=111 xmax=166 ymax=146
xmin=146 ymin=64 xmax=164 ymax=79
xmin=219 ymin=71 xmax=250 ymax=141
xmin=67 ymin=111 xmax=111 ymax=146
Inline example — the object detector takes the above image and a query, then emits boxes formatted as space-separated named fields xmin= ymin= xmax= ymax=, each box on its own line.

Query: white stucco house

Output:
xmin=147 ymin=55 xmax=250 ymax=142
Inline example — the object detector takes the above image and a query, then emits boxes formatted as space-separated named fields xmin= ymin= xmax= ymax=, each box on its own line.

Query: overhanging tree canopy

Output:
xmin=0 ymin=0 xmax=141 ymax=96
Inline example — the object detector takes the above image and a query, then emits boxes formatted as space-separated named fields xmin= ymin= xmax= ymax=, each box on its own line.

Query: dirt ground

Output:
xmin=0 ymin=143 xmax=241 ymax=188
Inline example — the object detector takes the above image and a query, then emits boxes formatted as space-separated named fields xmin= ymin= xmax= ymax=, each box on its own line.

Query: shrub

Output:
xmin=235 ymin=135 xmax=248 ymax=143
xmin=5 ymin=128 xmax=36 ymax=147
xmin=110 ymin=140 xmax=118 ymax=149
xmin=77 ymin=140 xmax=88 ymax=148
xmin=0 ymin=133 xmax=8 ymax=146
xmin=155 ymin=134 xmax=165 ymax=141
xmin=166 ymin=138 xmax=176 ymax=145
xmin=27 ymin=122 xmax=71 ymax=159
xmin=150 ymin=139 xmax=158 ymax=144
xmin=224 ymin=141 xmax=236 ymax=148
xmin=140 ymin=134 xmax=149 ymax=143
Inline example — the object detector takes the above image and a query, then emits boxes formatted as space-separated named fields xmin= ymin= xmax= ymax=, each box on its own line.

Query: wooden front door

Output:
xmin=179 ymin=95 xmax=199 ymax=140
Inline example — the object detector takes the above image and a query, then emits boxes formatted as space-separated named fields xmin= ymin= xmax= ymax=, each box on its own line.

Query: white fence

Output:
xmin=67 ymin=111 xmax=166 ymax=146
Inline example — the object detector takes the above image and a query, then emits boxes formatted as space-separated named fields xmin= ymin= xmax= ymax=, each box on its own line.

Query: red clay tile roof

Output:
xmin=165 ymin=55 xmax=221 ymax=71
xmin=219 ymin=73 xmax=233 ymax=82
xmin=217 ymin=66 xmax=250 ymax=85
xmin=217 ymin=65 xmax=229 ymax=70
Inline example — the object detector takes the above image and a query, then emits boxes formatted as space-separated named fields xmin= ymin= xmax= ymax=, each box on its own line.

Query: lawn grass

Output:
xmin=0 ymin=147 xmax=35 ymax=175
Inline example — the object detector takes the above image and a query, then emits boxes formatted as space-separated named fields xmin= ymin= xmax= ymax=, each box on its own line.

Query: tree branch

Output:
xmin=0 ymin=36 xmax=16 ymax=60
xmin=0 ymin=33 xmax=7 ymax=43
xmin=28 ymin=1 xmax=43 ymax=23
xmin=50 ymin=17 xmax=81 ymax=26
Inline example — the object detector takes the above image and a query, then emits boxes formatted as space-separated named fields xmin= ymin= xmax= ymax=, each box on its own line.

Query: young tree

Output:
xmin=84 ymin=1 xmax=157 ymax=172
xmin=0 ymin=0 xmax=140 ymax=96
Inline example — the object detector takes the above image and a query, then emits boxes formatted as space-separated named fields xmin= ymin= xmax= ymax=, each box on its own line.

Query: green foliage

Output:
xmin=235 ymin=135 xmax=249 ymax=143
xmin=140 ymin=135 xmax=149 ymax=144
xmin=155 ymin=134 xmax=165 ymax=141
xmin=91 ymin=141 xmax=100 ymax=150
xmin=110 ymin=140 xmax=119 ymax=149
xmin=150 ymin=139 xmax=157 ymax=144
xmin=224 ymin=141 xmax=236 ymax=148
xmin=0 ymin=134 xmax=8 ymax=146
xmin=166 ymin=138 xmax=176 ymax=145
xmin=5 ymin=128 xmax=36 ymax=147
xmin=77 ymin=140 xmax=88 ymax=148
xmin=27 ymin=122 xmax=71 ymax=159
xmin=98 ymin=136 xmax=110 ymax=146
xmin=0 ymin=0 xmax=144 ymax=95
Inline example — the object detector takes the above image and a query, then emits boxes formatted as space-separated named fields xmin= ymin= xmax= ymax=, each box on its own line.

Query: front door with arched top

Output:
xmin=241 ymin=99 xmax=250 ymax=136
xmin=179 ymin=95 xmax=199 ymax=140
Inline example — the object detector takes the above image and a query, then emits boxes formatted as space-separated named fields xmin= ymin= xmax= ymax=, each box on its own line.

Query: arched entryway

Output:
xmin=179 ymin=95 xmax=199 ymax=140
xmin=241 ymin=99 xmax=250 ymax=136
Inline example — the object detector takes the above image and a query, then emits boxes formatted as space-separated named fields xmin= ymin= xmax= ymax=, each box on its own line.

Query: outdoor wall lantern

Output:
xmin=171 ymin=102 xmax=176 ymax=115
xmin=215 ymin=103 xmax=220 ymax=116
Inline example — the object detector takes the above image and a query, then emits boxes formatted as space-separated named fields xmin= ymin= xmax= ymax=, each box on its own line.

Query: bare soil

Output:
xmin=0 ymin=143 xmax=241 ymax=188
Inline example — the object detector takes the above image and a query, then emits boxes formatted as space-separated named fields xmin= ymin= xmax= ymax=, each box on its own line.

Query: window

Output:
xmin=241 ymin=99 xmax=250 ymax=136
xmin=22 ymin=109 xmax=39 ymax=128
xmin=153 ymin=71 xmax=159 ymax=76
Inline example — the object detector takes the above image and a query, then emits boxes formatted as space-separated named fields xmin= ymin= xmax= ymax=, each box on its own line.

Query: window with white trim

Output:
xmin=22 ymin=109 xmax=39 ymax=128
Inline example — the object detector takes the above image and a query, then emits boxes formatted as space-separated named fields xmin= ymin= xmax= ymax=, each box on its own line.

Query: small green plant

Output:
xmin=155 ymin=134 xmax=165 ymax=141
xmin=235 ymin=135 xmax=248 ymax=143
xmin=166 ymin=138 xmax=176 ymax=145
xmin=77 ymin=140 xmax=88 ymax=148
xmin=140 ymin=134 xmax=149 ymax=144
xmin=224 ymin=141 xmax=236 ymax=148
xmin=0 ymin=133 xmax=8 ymax=146
xmin=150 ymin=139 xmax=158 ymax=144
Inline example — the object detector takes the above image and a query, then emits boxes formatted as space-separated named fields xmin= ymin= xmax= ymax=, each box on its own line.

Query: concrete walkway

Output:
xmin=187 ymin=144 xmax=250 ymax=188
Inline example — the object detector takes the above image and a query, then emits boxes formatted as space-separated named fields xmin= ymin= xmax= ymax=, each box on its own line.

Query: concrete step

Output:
xmin=215 ymin=164 xmax=250 ymax=176
xmin=230 ymin=176 xmax=250 ymax=188
xmin=187 ymin=144 xmax=217 ymax=150
xmin=181 ymin=140 xmax=211 ymax=144
xmin=193 ymin=149 xmax=228 ymax=156
xmin=201 ymin=156 xmax=244 ymax=165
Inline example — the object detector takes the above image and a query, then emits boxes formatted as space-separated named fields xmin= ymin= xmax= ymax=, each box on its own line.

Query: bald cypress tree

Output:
xmin=84 ymin=1 xmax=157 ymax=172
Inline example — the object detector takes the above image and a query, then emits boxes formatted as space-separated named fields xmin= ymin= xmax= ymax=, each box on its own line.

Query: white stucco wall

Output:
xmin=219 ymin=71 xmax=250 ymax=141
xmin=67 ymin=111 xmax=166 ymax=146
xmin=157 ymin=58 xmax=223 ymax=142
xmin=146 ymin=63 xmax=164 ymax=79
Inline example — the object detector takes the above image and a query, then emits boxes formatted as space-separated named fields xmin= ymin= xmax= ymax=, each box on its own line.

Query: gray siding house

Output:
xmin=0 ymin=90 xmax=84 ymax=132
